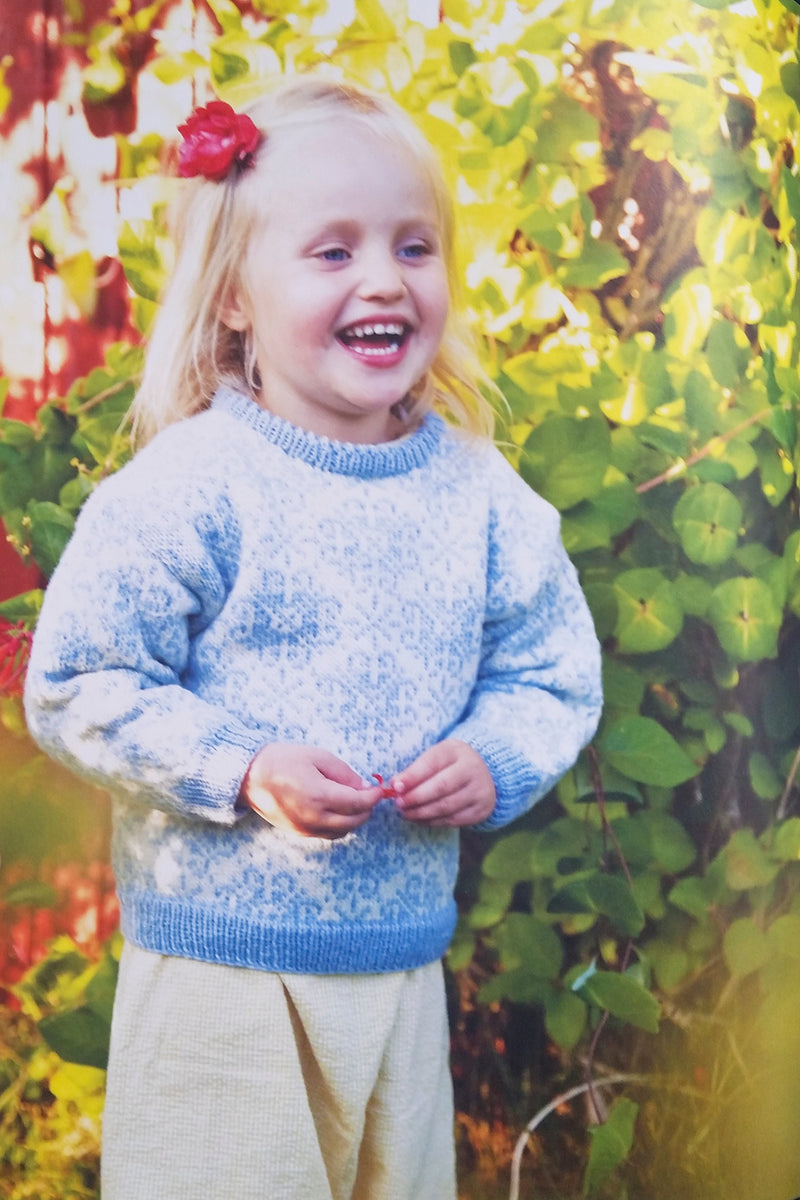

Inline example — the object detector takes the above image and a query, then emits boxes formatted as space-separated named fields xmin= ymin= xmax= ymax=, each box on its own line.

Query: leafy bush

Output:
xmin=2 ymin=0 xmax=800 ymax=1196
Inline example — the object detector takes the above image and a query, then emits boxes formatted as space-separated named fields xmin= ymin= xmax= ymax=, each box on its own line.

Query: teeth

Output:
xmin=350 ymin=342 xmax=401 ymax=356
xmin=347 ymin=322 xmax=405 ymax=339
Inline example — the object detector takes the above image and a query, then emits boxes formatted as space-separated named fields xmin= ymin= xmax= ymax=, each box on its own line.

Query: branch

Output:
xmin=635 ymin=403 xmax=785 ymax=495
xmin=776 ymin=742 xmax=800 ymax=822
xmin=508 ymin=1074 xmax=645 ymax=1200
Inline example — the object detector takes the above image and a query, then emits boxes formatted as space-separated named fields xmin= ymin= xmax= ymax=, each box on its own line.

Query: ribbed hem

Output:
xmin=174 ymin=726 xmax=266 ymax=820
xmin=455 ymin=733 xmax=541 ymax=831
xmin=211 ymin=387 xmax=443 ymax=478
xmin=119 ymin=891 xmax=457 ymax=975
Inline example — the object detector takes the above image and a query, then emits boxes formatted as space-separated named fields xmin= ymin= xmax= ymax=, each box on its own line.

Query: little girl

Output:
xmin=24 ymin=78 xmax=602 ymax=1200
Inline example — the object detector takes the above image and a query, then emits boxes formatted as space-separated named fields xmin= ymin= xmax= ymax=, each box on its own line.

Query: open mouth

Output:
xmin=336 ymin=321 xmax=410 ymax=358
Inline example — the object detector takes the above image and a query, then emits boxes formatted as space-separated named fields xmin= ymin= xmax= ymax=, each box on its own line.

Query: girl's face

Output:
xmin=224 ymin=118 xmax=450 ymax=444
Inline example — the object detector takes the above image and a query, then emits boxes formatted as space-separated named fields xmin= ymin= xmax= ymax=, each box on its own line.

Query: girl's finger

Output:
xmin=395 ymin=763 xmax=466 ymax=812
xmin=397 ymin=777 xmax=471 ymax=820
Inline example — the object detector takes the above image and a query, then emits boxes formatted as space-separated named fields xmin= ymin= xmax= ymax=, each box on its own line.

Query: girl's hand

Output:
xmin=240 ymin=744 xmax=381 ymax=838
xmin=391 ymin=739 xmax=496 ymax=828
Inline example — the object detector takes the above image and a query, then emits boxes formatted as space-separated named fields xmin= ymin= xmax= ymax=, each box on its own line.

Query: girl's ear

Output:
xmin=219 ymin=288 xmax=250 ymax=332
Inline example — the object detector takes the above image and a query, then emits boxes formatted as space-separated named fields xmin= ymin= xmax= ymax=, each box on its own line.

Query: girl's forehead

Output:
xmin=253 ymin=119 xmax=440 ymax=220
xmin=266 ymin=116 xmax=414 ymax=171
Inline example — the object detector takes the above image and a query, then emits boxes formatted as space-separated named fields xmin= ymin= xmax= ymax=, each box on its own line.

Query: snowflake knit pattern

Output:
xmin=24 ymin=388 xmax=602 ymax=975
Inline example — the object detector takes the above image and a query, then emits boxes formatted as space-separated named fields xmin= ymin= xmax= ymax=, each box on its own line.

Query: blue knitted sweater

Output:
xmin=24 ymin=388 xmax=602 ymax=974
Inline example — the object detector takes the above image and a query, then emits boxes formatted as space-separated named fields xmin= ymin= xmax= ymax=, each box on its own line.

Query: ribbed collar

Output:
xmin=212 ymin=388 xmax=444 ymax=479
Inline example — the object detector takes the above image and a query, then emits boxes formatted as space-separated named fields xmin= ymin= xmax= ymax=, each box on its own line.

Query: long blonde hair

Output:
xmin=131 ymin=77 xmax=496 ymax=445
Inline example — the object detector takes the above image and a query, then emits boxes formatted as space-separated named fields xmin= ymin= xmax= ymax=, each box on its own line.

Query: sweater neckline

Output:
xmin=212 ymin=387 xmax=444 ymax=478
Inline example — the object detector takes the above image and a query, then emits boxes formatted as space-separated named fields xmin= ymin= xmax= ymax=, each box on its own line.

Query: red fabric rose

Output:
xmin=177 ymin=100 xmax=261 ymax=181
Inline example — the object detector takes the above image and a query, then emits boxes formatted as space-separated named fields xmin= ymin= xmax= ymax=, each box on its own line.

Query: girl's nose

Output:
xmin=357 ymin=250 xmax=406 ymax=302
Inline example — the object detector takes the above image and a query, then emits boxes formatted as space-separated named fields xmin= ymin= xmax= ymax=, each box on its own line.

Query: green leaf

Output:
xmin=3 ymin=880 xmax=58 ymax=907
xmin=26 ymin=501 xmax=75 ymax=578
xmin=646 ymin=813 xmax=697 ymax=873
xmin=608 ymin=816 xmax=653 ymax=867
xmin=448 ymin=39 xmax=476 ymax=76
xmin=723 ymin=710 xmax=754 ymax=738
xmin=482 ymin=831 xmax=536 ymax=883
xmin=548 ymin=873 xmax=645 ymax=937
xmin=353 ymin=0 xmax=396 ymax=37
xmin=446 ymin=922 xmax=475 ymax=972
xmin=684 ymin=706 xmax=726 ymax=754
xmin=532 ymin=94 xmax=599 ymax=164
xmin=758 ymin=439 xmax=796 ymax=507
xmin=724 ymin=829 xmax=779 ymax=891
xmin=766 ymin=913 xmax=800 ymax=959
xmin=0 ymin=588 xmax=43 ymax=622
xmin=83 ymin=48 xmax=126 ymax=103
xmin=493 ymin=913 xmax=563 ymax=977
xmin=205 ymin=0 xmax=244 ymax=31
xmin=454 ymin=59 xmax=531 ymax=145
xmin=584 ymin=1097 xmax=639 ymax=1198
xmin=723 ymin=917 xmax=770 ymax=977
xmin=118 ymin=220 xmax=167 ymax=303
xmin=773 ymin=818 xmax=800 ymax=861
xmin=559 ymin=239 xmax=628 ymax=288
xmin=38 ymin=1005 xmax=111 ymax=1070
xmin=663 ymin=280 xmax=714 ymax=359
xmin=0 ymin=418 xmax=36 ymax=449
xmin=477 ymin=967 xmax=552 ymax=1006
xmin=669 ymin=867 xmax=730 ymax=920
xmin=601 ymin=658 xmax=646 ymax=713
xmin=85 ymin=953 xmax=119 ymax=1023
xmin=521 ymin=415 xmax=611 ymax=511
xmin=467 ymin=876 xmax=514 ymax=928
xmin=600 ymin=716 xmax=699 ymax=787
xmin=645 ymin=938 xmax=691 ymax=990
xmin=613 ymin=568 xmax=684 ymax=653
xmin=579 ymin=970 xmax=660 ymax=1032
xmin=673 ymin=482 xmax=742 ymax=566
xmin=709 ymin=577 xmax=783 ymax=662
xmin=706 ymin=320 xmax=750 ymax=389
xmin=544 ymin=989 xmax=586 ymax=1051
xmin=749 ymin=752 xmax=782 ymax=801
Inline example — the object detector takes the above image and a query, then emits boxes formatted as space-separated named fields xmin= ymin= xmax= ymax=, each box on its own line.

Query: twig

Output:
xmin=776 ymin=743 xmax=800 ymax=821
xmin=74 ymin=377 xmax=140 ymax=415
xmin=635 ymin=403 xmax=786 ymax=495
xmin=582 ymin=747 xmax=636 ymax=1116
xmin=587 ymin=745 xmax=633 ymax=888
xmin=508 ymin=1073 xmax=644 ymax=1200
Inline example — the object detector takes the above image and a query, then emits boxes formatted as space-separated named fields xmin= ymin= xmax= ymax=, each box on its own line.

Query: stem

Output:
xmin=635 ymin=403 xmax=784 ymax=495
xmin=75 ymin=377 xmax=139 ymax=415
xmin=776 ymin=743 xmax=800 ymax=822
xmin=587 ymin=746 xmax=633 ymax=888
xmin=582 ymin=746 xmax=637 ymax=1114
xmin=508 ymin=1073 xmax=645 ymax=1200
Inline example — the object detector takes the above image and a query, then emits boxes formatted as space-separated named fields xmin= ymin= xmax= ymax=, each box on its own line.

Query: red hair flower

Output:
xmin=177 ymin=100 xmax=261 ymax=182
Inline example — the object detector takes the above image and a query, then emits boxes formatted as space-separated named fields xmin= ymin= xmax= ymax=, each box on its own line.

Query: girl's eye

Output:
xmin=317 ymin=247 xmax=350 ymax=263
xmin=398 ymin=242 xmax=431 ymax=260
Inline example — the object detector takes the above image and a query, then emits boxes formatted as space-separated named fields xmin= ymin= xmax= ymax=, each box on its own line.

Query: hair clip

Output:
xmin=177 ymin=100 xmax=261 ymax=182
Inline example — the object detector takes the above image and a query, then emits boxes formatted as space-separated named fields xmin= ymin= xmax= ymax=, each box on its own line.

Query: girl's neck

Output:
xmin=251 ymin=389 xmax=417 ymax=446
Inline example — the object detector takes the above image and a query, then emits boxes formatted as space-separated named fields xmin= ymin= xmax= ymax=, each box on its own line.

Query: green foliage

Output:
xmin=0 ymin=937 xmax=117 ymax=1198
xmin=0 ymin=343 xmax=139 ymax=580
xmin=2 ymin=0 xmax=800 ymax=1195
xmin=584 ymin=1097 xmax=639 ymax=1198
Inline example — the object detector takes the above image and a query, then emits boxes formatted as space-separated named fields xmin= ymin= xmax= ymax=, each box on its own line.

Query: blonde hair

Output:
xmin=131 ymin=76 xmax=496 ymax=445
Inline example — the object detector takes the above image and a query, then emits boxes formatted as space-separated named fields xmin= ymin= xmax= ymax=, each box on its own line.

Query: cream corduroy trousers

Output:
xmin=101 ymin=942 xmax=456 ymax=1200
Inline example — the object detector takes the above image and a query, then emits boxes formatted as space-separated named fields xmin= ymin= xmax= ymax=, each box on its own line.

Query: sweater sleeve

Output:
xmin=23 ymin=466 xmax=265 ymax=825
xmin=449 ymin=451 xmax=602 ymax=830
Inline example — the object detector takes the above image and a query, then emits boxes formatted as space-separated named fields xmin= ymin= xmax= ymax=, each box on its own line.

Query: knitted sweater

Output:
xmin=24 ymin=388 xmax=602 ymax=975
